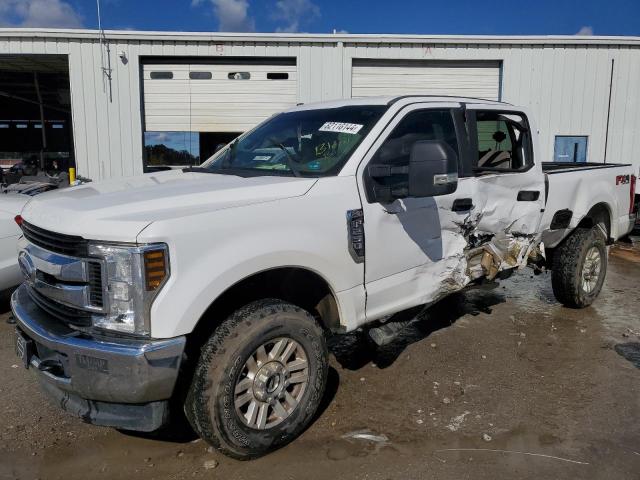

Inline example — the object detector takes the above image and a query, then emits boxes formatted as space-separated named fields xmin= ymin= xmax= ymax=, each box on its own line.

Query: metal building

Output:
xmin=1 ymin=29 xmax=639 ymax=180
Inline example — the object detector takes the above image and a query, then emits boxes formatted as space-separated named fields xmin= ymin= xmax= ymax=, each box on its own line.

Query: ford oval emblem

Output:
xmin=18 ymin=251 xmax=36 ymax=285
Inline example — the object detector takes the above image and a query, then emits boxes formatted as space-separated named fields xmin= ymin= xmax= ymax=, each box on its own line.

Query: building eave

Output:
xmin=1 ymin=28 xmax=640 ymax=46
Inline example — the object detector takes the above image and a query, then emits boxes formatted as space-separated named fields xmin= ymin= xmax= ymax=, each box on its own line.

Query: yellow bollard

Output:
xmin=69 ymin=167 xmax=76 ymax=184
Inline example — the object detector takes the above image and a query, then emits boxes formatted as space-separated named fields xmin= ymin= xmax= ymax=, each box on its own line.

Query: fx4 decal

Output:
xmin=616 ymin=174 xmax=630 ymax=185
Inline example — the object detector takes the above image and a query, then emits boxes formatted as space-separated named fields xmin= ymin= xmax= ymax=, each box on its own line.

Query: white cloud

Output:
xmin=192 ymin=0 xmax=255 ymax=32
xmin=0 ymin=0 xmax=83 ymax=28
xmin=272 ymin=0 xmax=320 ymax=33
xmin=148 ymin=132 xmax=169 ymax=143
xmin=575 ymin=25 xmax=594 ymax=36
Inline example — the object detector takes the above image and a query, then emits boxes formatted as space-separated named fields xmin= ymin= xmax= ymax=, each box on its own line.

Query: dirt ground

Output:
xmin=1 ymin=237 xmax=639 ymax=480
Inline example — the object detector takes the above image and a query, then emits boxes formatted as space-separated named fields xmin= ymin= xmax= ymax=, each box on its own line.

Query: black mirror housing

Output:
xmin=408 ymin=140 xmax=458 ymax=197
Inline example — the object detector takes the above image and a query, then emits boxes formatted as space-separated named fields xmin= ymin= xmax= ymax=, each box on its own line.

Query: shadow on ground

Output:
xmin=329 ymin=285 xmax=506 ymax=370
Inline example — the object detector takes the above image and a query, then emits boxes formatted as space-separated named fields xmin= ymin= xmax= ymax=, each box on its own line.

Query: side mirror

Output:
xmin=408 ymin=140 xmax=458 ymax=197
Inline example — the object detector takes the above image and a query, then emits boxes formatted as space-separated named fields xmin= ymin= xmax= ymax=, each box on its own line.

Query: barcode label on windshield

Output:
xmin=319 ymin=122 xmax=364 ymax=135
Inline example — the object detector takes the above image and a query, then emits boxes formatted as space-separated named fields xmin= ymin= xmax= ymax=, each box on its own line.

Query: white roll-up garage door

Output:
xmin=143 ymin=61 xmax=297 ymax=132
xmin=352 ymin=60 xmax=501 ymax=101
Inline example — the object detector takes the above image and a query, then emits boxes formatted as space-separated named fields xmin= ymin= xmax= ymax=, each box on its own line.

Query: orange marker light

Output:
xmin=144 ymin=249 xmax=167 ymax=290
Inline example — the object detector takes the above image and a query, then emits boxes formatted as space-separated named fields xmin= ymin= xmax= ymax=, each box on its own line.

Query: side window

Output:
xmin=368 ymin=109 xmax=458 ymax=190
xmin=473 ymin=111 xmax=532 ymax=172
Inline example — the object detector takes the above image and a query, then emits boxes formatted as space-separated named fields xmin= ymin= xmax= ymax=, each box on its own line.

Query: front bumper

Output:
xmin=11 ymin=284 xmax=186 ymax=430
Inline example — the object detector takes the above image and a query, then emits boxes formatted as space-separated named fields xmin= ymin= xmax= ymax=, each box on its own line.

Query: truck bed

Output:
xmin=540 ymin=162 xmax=636 ymax=247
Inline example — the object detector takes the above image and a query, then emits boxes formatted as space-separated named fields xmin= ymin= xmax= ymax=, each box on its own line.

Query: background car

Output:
xmin=0 ymin=193 xmax=30 ymax=292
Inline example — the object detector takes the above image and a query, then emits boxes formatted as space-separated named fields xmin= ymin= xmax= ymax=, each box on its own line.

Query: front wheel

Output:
xmin=184 ymin=299 xmax=328 ymax=460
xmin=551 ymin=226 xmax=608 ymax=308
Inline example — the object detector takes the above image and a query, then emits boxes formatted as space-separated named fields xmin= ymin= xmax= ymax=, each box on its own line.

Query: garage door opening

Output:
xmin=141 ymin=57 xmax=297 ymax=171
xmin=0 ymin=54 xmax=74 ymax=184
xmin=143 ymin=131 xmax=241 ymax=172
xmin=352 ymin=59 xmax=502 ymax=101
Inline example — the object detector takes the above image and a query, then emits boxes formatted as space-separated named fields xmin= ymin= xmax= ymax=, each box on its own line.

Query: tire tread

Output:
xmin=184 ymin=299 xmax=327 ymax=460
xmin=551 ymin=227 xmax=607 ymax=308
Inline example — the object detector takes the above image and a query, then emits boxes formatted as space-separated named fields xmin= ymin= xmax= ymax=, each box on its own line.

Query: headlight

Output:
xmin=87 ymin=243 xmax=169 ymax=336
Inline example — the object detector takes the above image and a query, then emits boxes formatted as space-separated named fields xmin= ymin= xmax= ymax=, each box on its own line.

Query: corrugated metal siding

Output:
xmin=500 ymin=44 xmax=640 ymax=166
xmin=345 ymin=42 xmax=640 ymax=170
xmin=1 ymin=32 xmax=639 ymax=180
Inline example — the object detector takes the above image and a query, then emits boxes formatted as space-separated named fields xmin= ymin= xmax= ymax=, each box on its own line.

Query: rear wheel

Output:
xmin=551 ymin=226 xmax=608 ymax=308
xmin=184 ymin=299 xmax=328 ymax=459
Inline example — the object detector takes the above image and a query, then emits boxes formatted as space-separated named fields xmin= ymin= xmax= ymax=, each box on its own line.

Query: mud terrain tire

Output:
xmin=184 ymin=299 xmax=328 ymax=460
xmin=551 ymin=226 xmax=607 ymax=308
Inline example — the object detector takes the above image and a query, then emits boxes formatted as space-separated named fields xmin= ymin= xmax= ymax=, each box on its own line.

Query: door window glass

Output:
xmin=367 ymin=109 xmax=458 ymax=200
xmin=369 ymin=109 xmax=458 ymax=189
xmin=473 ymin=111 xmax=532 ymax=172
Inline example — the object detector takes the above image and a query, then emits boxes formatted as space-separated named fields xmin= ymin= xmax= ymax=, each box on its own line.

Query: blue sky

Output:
xmin=0 ymin=0 xmax=639 ymax=36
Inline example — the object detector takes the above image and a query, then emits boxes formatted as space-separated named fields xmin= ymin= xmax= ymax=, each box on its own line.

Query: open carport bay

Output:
xmin=0 ymin=54 xmax=74 ymax=181
xmin=0 ymin=239 xmax=639 ymax=480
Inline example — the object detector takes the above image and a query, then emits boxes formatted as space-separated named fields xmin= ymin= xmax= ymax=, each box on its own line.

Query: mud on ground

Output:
xmin=1 ymin=237 xmax=639 ymax=480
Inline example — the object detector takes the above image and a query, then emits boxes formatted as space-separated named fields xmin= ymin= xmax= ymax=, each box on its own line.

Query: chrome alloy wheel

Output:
xmin=581 ymin=246 xmax=602 ymax=294
xmin=234 ymin=337 xmax=309 ymax=430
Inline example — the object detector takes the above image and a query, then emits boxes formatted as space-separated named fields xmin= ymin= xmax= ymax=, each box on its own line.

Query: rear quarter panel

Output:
xmin=542 ymin=165 xmax=635 ymax=246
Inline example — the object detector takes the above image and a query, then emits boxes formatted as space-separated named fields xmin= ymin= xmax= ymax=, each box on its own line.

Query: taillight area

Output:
xmin=14 ymin=215 xmax=23 ymax=227
xmin=631 ymin=175 xmax=637 ymax=214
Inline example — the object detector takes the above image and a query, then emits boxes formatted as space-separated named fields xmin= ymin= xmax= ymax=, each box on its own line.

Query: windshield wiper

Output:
xmin=182 ymin=166 xmax=215 ymax=173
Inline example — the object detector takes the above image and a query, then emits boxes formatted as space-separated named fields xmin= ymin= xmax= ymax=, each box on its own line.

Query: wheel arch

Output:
xmin=188 ymin=266 xmax=341 ymax=350
xmin=577 ymin=202 xmax=613 ymax=241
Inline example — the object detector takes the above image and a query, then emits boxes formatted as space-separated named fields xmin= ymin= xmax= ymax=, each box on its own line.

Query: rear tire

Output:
xmin=551 ymin=226 xmax=607 ymax=308
xmin=184 ymin=299 xmax=328 ymax=460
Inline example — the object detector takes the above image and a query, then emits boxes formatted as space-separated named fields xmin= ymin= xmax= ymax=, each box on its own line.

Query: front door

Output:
xmin=357 ymin=102 xmax=475 ymax=321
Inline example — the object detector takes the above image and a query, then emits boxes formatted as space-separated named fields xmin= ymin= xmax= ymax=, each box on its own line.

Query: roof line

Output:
xmin=387 ymin=95 xmax=511 ymax=106
xmin=0 ymin=28 xmax=640 ymax=46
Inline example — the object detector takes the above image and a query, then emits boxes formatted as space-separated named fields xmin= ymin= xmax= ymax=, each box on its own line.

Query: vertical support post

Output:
xmin=34 ymin=72 xmax=47 ymax=170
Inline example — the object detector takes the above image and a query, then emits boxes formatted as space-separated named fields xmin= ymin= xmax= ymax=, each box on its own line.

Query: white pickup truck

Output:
xmin=10 ymin=96 xmax=637 ymax=459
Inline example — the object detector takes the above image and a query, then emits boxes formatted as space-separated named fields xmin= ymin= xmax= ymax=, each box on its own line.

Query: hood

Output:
xmin=21 ymin=170 xmax=317 ymax=242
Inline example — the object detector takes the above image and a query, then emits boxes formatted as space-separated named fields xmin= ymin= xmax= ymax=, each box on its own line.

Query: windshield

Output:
xmin=198 ymin=105 xmax=387 ymax=177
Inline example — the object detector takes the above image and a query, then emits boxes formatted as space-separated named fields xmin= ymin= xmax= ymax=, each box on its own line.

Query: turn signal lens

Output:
xmin=14 ymin=215 xmax=23 ymax=226
xmin=144 ymin=249 xmax=167 ymax=291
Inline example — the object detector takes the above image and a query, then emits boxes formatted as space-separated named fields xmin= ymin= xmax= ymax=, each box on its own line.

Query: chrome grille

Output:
xmin=26 ymin=285 xmax=93 ymax=327
xmin=88 ymin=261 xmax=104 ymax=308
xmin=18 ymin=227 xmax=106 ymax=329
xmin=21 ymin=221 xmax=88 ymax=257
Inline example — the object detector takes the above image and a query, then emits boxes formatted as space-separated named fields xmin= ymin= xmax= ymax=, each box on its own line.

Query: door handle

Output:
xmin=517 ymin=190 xmax=540 ymax=201
xmin=452 ymin=198 xmax=473 ymax=212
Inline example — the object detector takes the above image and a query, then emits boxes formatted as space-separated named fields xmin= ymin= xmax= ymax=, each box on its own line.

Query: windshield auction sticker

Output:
xmin=319 ymin=122 xmax=364 ymax=134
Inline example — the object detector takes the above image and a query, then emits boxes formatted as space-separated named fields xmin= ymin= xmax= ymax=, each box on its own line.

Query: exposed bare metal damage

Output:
xmin=444 ymin=200 xmax=542 ymax=287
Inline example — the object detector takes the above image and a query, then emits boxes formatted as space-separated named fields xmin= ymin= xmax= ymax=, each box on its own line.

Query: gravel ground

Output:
xmin=0 ymin=237 xmax=639 ymax=480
